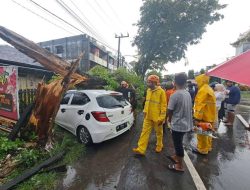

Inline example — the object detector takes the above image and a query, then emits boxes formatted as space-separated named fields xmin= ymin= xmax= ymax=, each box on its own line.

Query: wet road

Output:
xmin=185 ymin=100 xmax=250 ymax=190
xmin=57 ymin=99 xmax=250 ymax=190
xmin=57 ymin=121 xmax=135 ymax=190
xmin=57 ymin=114 xmax=196 ymax=190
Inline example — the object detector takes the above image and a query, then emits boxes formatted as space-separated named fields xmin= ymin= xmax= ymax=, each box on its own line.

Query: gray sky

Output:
xmin=0 ymin=0 xmax=250 ymax=75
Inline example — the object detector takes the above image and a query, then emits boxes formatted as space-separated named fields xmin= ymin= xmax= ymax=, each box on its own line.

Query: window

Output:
xmin=71 ymin=93 xmax=90 ymax=105
xmin=44 ymin=47 xmax=51 ymax=52
xmin=243 ymin=43 xmax=250 ymax=53
xmin=61 ymin=93 xmax=72 ymax=104
xmin=55 ymin=45 xmax=64 ymax=54
xmin=96 ymin=95 xmax=128 ymax=109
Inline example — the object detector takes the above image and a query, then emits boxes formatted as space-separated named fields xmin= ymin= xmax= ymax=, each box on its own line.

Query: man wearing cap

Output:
xmin=133 ymin=75 xmax=166 ymax=155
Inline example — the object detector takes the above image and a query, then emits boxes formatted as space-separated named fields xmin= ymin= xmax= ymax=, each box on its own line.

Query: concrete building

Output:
xmin=38 ymin=34 xmax=118 ymax=73
xmin=232 ymin=29 xmax=250 ymax=55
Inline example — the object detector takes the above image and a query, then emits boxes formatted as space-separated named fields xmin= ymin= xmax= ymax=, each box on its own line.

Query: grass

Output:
xmin=241 ymin=91 xmax=250 ymax=99
xmin=17 ymin=172 xmax=57 ymax=190
xmin=0 ymin=125 xmax=85 ymax=190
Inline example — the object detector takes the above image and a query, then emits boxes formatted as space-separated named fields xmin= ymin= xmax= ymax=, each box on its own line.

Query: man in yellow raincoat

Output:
xmin=133 ymin=75 xmax=166 ymax=155
xmin=193 ymin=74 xmax=216 ymax=155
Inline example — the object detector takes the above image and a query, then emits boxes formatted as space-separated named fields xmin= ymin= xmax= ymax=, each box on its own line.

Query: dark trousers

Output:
xmin=172 ymin=130 xmax=185 ymax=157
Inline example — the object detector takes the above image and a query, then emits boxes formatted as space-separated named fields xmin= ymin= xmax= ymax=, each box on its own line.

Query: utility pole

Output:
xmin=115 ymin=33 xmax=129 ymax=68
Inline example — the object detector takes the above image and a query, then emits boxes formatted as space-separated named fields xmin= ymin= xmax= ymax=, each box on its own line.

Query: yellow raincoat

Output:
xmin=136 ymin=86 xmax=167 ymax=154
xmin=194 ymin=74 xmax=216 ymax=154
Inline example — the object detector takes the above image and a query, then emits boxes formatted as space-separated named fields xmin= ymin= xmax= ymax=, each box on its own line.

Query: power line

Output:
xmin=106 ymin=0 xmax=126 ymax=31
xmin=56 ymin=0 xmax=108 ymax=47
xmin=28 ymin=0 xmax=116 ymax=51
xmin=69 ymin=0 xmax=105 ymax=40
xmin=85 ymin=0 xmax=113 ymax=28
xmin=11 ymin=0 xmax=75 ymax=35
xmin=92 ymin=0 xmax=122 ymax=31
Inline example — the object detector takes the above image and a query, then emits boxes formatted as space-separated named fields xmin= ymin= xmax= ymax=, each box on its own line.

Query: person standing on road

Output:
xmin=163 ymin=81 xmax=176 ymax=130
xmin=214 ymin=83 xmax=226 ymax=129
xmin=224 ymin=80 xmax=241 ymax=126
xmin=117 ymin=81 xmax=137 ymax=111
xmin=167 ymin=73 xmax=193 ymax=172
xmin=192 ymin=74 xmax=216 ymax=155
xmin=133 ymin=75 xmax=166 ymax=155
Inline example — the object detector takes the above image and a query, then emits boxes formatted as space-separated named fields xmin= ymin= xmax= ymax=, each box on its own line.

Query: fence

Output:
xmin=18 ymin=89 xmax=37 ymax=115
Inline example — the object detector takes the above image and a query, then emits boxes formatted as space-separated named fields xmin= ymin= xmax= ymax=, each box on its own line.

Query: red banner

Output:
xmin=0 ymin=66 xmax=19 ymax=120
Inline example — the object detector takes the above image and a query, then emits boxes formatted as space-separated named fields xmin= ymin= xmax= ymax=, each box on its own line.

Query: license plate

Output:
xmin=116 ymin=122 xmax=127 ymax=132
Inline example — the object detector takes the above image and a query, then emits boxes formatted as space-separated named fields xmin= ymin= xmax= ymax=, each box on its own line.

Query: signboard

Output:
xmin=0 ymin=66 xmax=19 ymax=121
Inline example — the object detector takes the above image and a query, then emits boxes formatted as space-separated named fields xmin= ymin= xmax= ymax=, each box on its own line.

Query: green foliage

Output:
xmin=51 ymin=127 xmax=85 ymax=165
xmin=48 ymin=74 xmax=62 ymax=83
xmin=133 ymin=0 xmax=226 ymax=76
xmin=0 ymin=137 xmax=24 ymax=158
xmin=164 ymin=74 xmax=175 ymax=82
xmin=188 ymin=69 xmax=195 ymax=79
xmin=113 ymin=68 xmax=145 ymax=96
xmin=16 ymin=172 xmax=57 ymax=190
xmin=200 ymin=68 xmax=205 ymax=74
xmin=88 ymin=66 xmax=146 ymax=109
xmin=88 ymin=65 xmax=119 ymax=90
xmin=17 ymin=149 xmax=43 ymax=167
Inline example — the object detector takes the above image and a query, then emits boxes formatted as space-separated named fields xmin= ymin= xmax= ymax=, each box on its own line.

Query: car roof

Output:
xmin=67 ymin=89 xmax=122 ymax=97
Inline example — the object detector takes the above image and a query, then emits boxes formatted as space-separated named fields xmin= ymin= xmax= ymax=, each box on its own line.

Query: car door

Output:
xmin=56 ymin=93 xmax=73 ymax=129
xmin=63 ymin=92 xmax=91 ymax=133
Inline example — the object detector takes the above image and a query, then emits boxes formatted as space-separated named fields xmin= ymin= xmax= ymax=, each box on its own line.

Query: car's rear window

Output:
xmin=96 ymin=95 xmax=128 ymax=109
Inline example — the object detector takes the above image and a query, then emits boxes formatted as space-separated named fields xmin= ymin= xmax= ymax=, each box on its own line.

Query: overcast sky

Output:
xmin=0 ymin=0 xmax=250 ymax=75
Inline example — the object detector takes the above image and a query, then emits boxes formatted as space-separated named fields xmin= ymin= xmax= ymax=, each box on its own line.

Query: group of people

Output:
xmin=131 ymin=73 xmax=241 ymax=172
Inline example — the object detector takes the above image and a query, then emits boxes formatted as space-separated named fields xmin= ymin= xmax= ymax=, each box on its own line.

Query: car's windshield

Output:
xmin=96 ymin=94 xmax=128 ymax=109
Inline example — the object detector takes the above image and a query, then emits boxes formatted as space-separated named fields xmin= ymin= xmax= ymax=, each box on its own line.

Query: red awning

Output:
xmin=207 ymin=50 xmax=250 ymax=86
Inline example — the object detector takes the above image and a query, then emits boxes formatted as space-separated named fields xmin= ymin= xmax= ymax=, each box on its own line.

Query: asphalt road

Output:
xmin=57 ymin=100 xmax=250 ymax=190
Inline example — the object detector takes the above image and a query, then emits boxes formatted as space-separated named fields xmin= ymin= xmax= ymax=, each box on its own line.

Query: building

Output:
xmin=38 ymin=34 xmax=118 ymax=72
xmin=0 ymin=45 xmax=53 ymax=129
xmin=231 ymin=29 xmax=250 ymax=55
xmin=0 ymin=45 xmax=52 ymax=90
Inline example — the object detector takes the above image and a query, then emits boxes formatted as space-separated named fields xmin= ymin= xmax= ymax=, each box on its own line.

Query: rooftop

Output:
xmin=0 ymin=45 xmax=43 ymax=67
xmin=231 ymin=29 xmax=250 ymax=47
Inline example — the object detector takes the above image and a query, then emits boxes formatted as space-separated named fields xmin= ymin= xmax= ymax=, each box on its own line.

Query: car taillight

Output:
xmin=91 ymin=111 xmax=110 ymax=122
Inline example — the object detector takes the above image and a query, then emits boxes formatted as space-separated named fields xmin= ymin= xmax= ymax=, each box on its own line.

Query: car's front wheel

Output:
xmin=77 ymin=126 xmax=92 ymax=145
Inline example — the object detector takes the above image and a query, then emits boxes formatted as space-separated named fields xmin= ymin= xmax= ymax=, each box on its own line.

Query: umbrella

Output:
xmin=207 ymin=50 xmax=250 ymax=86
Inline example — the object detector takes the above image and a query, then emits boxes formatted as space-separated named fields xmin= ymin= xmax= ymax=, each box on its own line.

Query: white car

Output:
xmin=55 ymin=90 xmax=134 ymax=144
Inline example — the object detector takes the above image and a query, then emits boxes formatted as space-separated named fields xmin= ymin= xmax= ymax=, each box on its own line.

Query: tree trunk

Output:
xmin=0 ymin=26 xmax=87 ymax=145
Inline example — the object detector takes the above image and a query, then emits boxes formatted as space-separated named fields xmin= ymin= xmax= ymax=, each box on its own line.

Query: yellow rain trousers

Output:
xmin=194 ymin=74 xmax=216 ymax=154
xmin=136 ymin=86 xmax=166 ymax=154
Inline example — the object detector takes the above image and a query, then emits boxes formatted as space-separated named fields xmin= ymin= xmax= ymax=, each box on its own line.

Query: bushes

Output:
xmin=88 ymin=66 xmax=145 ymax=104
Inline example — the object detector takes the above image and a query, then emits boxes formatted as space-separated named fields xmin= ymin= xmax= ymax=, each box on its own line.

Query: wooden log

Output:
xmin=8 ymin=104 xmax=34 ymax=141
xmin=0 ymin=152 xmax=65 ymax=190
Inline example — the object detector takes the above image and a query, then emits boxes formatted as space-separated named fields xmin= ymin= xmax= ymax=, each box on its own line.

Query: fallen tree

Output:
xmin=0 ymin=26 xmax=92 ymax=146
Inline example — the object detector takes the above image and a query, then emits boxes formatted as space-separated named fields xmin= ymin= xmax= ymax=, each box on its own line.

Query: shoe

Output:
xmin=132 ymin=148 xmax=145 ymax=156
xmin=155 ymin=146 xmax=163 ymax=153
xmin=191 ymin=147 xmax=208 ymax=155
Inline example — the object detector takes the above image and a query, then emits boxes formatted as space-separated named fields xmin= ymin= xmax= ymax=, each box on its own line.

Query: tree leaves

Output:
xmin=133 ymin=0 xmax=226 ymax=76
